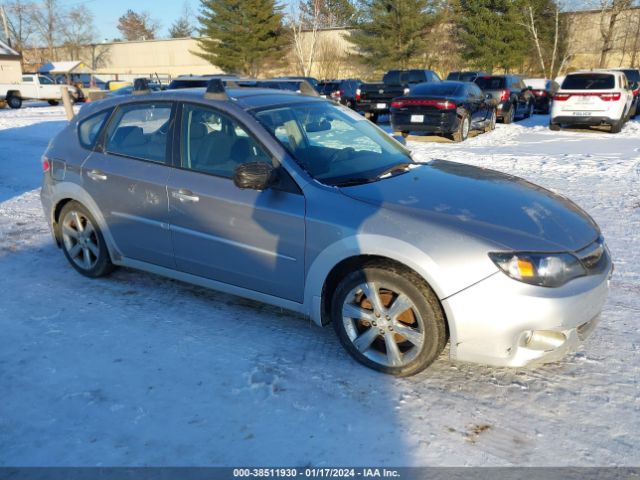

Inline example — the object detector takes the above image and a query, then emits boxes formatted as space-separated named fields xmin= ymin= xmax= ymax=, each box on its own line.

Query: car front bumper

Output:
xmin=442 ymin=261 xmax=613 ymax=367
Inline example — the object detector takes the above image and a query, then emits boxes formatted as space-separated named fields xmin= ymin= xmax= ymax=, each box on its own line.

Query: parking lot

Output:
xmin=1 ymin=104 xmax=639 ymax=466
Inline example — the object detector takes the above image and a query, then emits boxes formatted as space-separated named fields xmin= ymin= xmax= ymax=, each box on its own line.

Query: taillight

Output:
xmin=42 ymin=156 xmax=50 ymax=173
xmin=599 ymin=92 xmax=621 ymax=101
xmin=500 ymin=89 xmax=511 ymax=101
xmin=533 ymin=90 xmax=547 ymax=97
xmin=554 ymin=93 xmax=571 ymax=101
xmin=633 ymin=88 xmax=639 ymax=97
xmin=355 ymin=88 xmax=361 ymax=102
xmin=330 ymin=90 xmax=341 ymax=98
xmin=391 ymin=99 xmax=457 ymax=109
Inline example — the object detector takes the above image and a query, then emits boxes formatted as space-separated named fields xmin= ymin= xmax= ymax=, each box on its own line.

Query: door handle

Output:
xmin=172 ymin=189 xmax=200 ymax=203
xmin=87 ymin=170 xmax=107 ymax=181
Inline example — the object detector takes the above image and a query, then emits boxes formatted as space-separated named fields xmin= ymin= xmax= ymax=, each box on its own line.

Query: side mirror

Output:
xmin=233 ymin=162 xmax=277 ymax=191
xmin=392 ymin=134 xmax=407 ymax=145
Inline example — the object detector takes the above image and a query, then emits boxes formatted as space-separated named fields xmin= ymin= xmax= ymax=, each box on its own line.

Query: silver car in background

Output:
xmin=40 ymin=82 xmax=612 ymax=376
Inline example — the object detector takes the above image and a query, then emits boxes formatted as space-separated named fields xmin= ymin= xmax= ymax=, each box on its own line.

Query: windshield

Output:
xmin=474 ymin=77 xmax=506 ymax=90
xmin=319 ymin=82 xmax=340 ymax=94
xmin=562 ymin=74 xmax=615 ymax=90
xmin=253 ymin=101 xmax=412 ymax=186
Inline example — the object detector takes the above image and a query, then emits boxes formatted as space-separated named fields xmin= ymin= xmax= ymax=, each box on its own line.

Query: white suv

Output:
xmin=550 ymin=70 xmax=634 ymax=133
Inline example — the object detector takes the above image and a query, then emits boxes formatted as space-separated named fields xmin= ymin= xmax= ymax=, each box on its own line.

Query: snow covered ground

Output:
xmin=0 ymin=104 xmax=638 ymax=467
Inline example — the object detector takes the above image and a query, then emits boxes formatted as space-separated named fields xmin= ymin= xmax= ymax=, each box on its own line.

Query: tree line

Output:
xmin=2 ymin=0 xmax=639 ymax=78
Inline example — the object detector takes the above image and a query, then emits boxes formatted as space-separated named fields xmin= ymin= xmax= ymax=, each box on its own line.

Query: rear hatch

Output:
xmin=474 ymin=76 xmax=508 ymax=103
xmin=556 ymin=74 xmax=618 ymax=113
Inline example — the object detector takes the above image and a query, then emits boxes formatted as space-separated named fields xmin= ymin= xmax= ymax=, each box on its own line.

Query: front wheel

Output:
xmin=610 ymin=119 xmax=623 ymax=134
xmin=503 ymin=104 xmax=515 ymax=124
xmin=331 ymin=264 xmax=448 ymax=376
xmin=549 ymin=122 xmax=561 ymax=131
xmin=59 ymin=201 xmax=115 ymax=278
xmin=484 ymin=109 xmax=497 ymax=133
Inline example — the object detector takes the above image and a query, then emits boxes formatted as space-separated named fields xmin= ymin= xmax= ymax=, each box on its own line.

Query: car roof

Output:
xmin=79 ymin=86 xmax=324 ymax=118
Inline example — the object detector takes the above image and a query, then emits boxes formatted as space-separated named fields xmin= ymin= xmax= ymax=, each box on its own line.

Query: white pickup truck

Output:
xmin=0 ymin=74 xmax=79 ymax=109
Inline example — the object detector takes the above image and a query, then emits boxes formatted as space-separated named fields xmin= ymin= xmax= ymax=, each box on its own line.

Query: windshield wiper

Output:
xmin=332 ymin=178 xmax=375 ymax=187
xmin=376 ymin=162 xmax=413 ymax=179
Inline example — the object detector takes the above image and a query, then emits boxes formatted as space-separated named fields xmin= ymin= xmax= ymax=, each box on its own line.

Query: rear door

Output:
xmin=82 ymin=101 xmax=175 ymax=267
xmin=167 ymin=103 xmax=306 ymax=302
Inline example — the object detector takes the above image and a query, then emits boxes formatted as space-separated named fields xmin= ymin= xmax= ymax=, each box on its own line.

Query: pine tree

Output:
xmin=196 ymin=0 xmax=288 ymax=76
xmin=117 ymin=9 xmax=159 ymax=41
xmin=349 ymin=0 xmax=438 ymax=71
xmin=455 ymin=0 xmax=528 ymax=73
xmin=169 ymin=3 xmax=195 ymax=38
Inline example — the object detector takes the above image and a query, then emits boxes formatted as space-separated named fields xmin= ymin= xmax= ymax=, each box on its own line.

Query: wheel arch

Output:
xmin=303 ymin=235 xmax=450 ymax=330
xmin=49 ymin=183 xmax=121 ymax=260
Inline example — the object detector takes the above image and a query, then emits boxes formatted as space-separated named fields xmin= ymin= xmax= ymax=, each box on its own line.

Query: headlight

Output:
xmin=488 ymin=252 xmax=587 ymax=287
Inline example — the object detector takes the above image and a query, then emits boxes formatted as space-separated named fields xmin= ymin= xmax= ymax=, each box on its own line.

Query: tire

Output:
xmin=610 ymin=119 xmax=623 ymax=134
xmin=59 ymin=201 xmax=115 ymax=278
xmin=331 ymin=263 xmax=448 ymax=376
xmin=452 ymin=113 xmax=470 ymax=142
xmin=549 ymin=122 xmax=561 ymax=131
xmin=484 ymin=109 xmax=497 ymax=133
xmin=503 ymin=104 xmax=515 ymax=124
xmin=7 ymin=95 xmax=22 ymax=109
xmin=48 ymin=100 xmax=59 ymax=106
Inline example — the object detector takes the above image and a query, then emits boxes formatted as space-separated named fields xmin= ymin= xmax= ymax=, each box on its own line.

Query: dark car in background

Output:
xmin=168 ymin=75 xmax=240 ymax=89
xmin=446 ymin=71 xmax=490 ymax=82
xmin=318 ymin=79 xmax=361 ymax=108
xmin=355 ymin=69 xmax=441 ymax=123
xmin=474 ymin=75 xmax=534 ymax=123
xmin=524 ymin=78 xmax=560 ymax=114
xmin=390 ymin=81 xmax=496 ymax=142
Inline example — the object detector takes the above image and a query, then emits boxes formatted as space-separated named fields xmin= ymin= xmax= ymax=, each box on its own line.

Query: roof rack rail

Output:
xmin=204 ymin=78 xmax=230 ymax=100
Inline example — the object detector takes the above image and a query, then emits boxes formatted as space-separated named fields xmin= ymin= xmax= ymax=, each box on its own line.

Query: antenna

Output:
xmin=204 ymin=78 xmax=230 ymax=100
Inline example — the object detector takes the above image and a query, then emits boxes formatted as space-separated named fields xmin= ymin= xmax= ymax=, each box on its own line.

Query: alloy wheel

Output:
xmin=341 ymin=281 xmax=425 ymax=368
xmin=61 ymin=210 xmax=100 ymax=270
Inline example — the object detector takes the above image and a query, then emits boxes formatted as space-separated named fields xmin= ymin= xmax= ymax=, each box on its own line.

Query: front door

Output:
xmin=82 ymin=101 xmax=175 ymax=267
xmin=167 ymin=103 xmax=306 ymax=302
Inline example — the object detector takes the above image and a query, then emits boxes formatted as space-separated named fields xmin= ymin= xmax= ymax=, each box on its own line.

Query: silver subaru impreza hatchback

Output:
xmin=40 ymin=81 xmax=612 ymax=376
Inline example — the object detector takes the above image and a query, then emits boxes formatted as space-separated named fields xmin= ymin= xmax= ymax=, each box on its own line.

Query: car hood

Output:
xmin=340 ymin=160 xmax=599 ymax=252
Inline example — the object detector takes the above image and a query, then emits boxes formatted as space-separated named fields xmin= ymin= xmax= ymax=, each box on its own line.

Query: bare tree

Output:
xmin=61 ymin=5 xmax=97 ymax=60
xmin=598 ymin=0 xmax=633 ymax=68
xmin=117 ymin=9 xmax=160 ymax=41
xmin=32 ymin=0 xmax=60 ymax=60
xmin=630 ymin=9 xmax=640 ymax=67
xmin=4 ymin=0 xmax=37 ymax=54
xmin=289 ymin=0 xmax=322 ymax=76
xmin=520 ymin=3 xmax=547 ymax=75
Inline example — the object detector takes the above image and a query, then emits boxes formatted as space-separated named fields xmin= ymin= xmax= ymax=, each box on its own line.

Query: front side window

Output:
xmin=22 ymin=76 xmax=34 ymax=83
xmin=38 ymin=76 xmax=53 ymax=85
xmin=254 ymin=101 xmax=412 ymax=186
xmin=105 ymin=103 xmax=173 ymax=163
xmin=181 ymin=104 xmax=271 ymax=178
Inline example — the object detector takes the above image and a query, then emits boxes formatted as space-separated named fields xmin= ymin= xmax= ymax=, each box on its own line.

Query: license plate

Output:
xmin=320 ymin=95 xmax=327 ymax=99
xmin=572 ymin=111 xmax=592 ymax=116
xmin=411 ymin=115 xmax=424 ymax=123
xmin=376 ymin=103 xmax=386 ymax=109
xmin=576 ymin=96 xmax=593 ymax=104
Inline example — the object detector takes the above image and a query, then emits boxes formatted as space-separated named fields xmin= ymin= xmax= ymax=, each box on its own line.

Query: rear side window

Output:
xmin=105 ymin=103 xmax=173 ymax=163
xmin=562 ymin=74 xmax=615 ymax=90
xmin=408 ymin=71 xmax=426 ymax=84
xmin=22 ymin=76 xmax=34 ymax=82
xmin=78 ymin=110 xmax=111 ymax=149
xmin=474 ymin=77 xmax=506 ymax=90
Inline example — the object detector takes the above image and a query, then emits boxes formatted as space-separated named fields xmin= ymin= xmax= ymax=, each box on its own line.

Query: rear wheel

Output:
xmin=59 ymin=201 xmax=114 ymax=278
xmin=610 ymin=119 xmax=623 ymax=134
xmin=7 ymin=95 xmax=22 ymax=109
xmin=549 ymin=122 xmax=561 ymax=131
xmin=452 ymin=113 xmax=470 ymax=142
xmin=331 ymin=264 xmax=448 ymax=376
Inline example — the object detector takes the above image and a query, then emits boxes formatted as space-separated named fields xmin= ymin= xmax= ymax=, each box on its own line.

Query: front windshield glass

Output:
xmin=253 ymin=101 xmax=412 ymax=186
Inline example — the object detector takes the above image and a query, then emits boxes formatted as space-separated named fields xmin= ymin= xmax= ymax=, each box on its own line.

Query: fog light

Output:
xmin=521 ymin=330 xmax=566 ymax=351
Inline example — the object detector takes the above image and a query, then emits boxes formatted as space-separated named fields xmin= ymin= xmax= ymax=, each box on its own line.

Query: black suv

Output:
xmin=474 ymin=75 xmax=534 ymax=123
xmin=318 ymin=79 xmax=361 ymax=108
xmin=446 ymin=71 xmax=490 ymax=82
